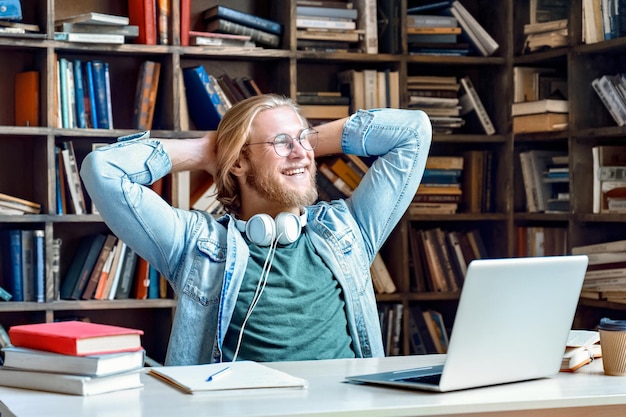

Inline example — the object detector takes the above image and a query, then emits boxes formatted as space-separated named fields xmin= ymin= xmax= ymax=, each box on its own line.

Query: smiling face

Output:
xmin=232 ymin=106 xmax=318 ymax=219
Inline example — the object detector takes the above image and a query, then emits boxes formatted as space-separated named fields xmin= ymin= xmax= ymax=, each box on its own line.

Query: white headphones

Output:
xmin=235 ymin=211 xmax=307 ymax=246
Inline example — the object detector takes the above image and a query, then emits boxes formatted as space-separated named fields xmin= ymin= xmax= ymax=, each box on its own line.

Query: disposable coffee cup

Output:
xmin=598 ymin=318 xmax=626 ymax=376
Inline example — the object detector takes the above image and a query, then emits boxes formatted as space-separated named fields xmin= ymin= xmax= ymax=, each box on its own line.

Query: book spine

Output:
xmin=296 ymin=18 xmax=356 ymax=30
xmin=128 ymin=0 xmax=157 ymax=45
xmin=85 ymin=61 xmax=98 ymax=129
xmin=33 ymin=230 xmax=45 ymax=302
xmin=72 ymin=60 xmax=87 ymax=128
xmin=353 ymin=0 xmax=378 ymax=53
xmin=180 ymin=0 xmax=190 ymax=46
xmin=592 ymin=76 xmax=626 ymax=126
xmin=133 ymin=61 xmax=155 ymax=129
xmin=104 ymin=63 xmax=114 ymax=129
xmin=296 ymin=6 xmax=358 ymax=20
xmin=460 ymin=76 xmax=495 ymax=135
xmin=14 ymin=71 xmax=39 ymax=127
xmin=210 ymin=5 xmax=283 ymax=35
xmin=182 ymin=66 xmax=225 ymax=130
xmin=8 ymin=230 xmax=24 ymax=301
xmin=91 ymin=61 xmax=109 ymax=129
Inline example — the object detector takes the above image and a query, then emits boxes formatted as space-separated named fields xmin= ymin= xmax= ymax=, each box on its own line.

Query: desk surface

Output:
xmin=2 ymin=355 xmax=626 ymax=417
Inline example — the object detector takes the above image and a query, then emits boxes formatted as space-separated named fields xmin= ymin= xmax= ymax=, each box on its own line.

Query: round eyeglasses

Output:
xmin=244 ymin=128 xmax=318 ymax=157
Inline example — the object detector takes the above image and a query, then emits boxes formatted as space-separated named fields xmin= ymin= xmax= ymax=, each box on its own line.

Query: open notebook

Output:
xmin=347 ymin=255 xmax=589 ymax=392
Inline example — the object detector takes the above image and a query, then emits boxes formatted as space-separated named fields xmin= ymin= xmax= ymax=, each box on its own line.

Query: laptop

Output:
xmin=347 ymin=255 xmax=589 ymax=392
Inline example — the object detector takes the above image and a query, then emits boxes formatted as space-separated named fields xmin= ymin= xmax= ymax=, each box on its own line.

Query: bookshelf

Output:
xmin=2 ymin=0 xmax=626 ymax=361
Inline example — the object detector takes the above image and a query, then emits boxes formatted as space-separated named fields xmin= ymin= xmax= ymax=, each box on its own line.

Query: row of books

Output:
xmin=406 ymin=75 xmax=494 ymax=136
xmin=296 ymin=2 xmax=361 ymax=52
xmin=515 ymin=226 xmax=568 ymax=257
xmin=406 ymin=0 xmax=498 ymax=57
xmin=519 ymin=150 xmax=569 ymax=213
xmin=408 ymin=304 xmax=449 ymax=354
xmin=573 ymin=238 xmax=626 ymax=299
xmin=59 ymin=233 xmax=166 ymax=302
xmin=0 ymin=192 xmax=41 ymax=215
xmin=182 ymin=65 xmax=263 ymax=131
xmin=202 ymin=5 xmax=283 ymax=49
xmin=592 ymin=73 xmax=626 ymax=127
xmin=582 ymin=0 xmax=626 ymax=44
xmin=379 ymin=303 xmax=403 ymax=356
xmin=0 ymin=229 xmax=46 ymax=302
xmin=592 ymin=145 xmax=626 ymax=214
xmin=408 ymin=227 xmax=487 ymax=294
xmin=337 ymin=69 xmax=400 ymax=114
xmin=0 ymin=321 xmax=145 ymax=395
xmin=316 ymin=154 xmax=372 ymax=201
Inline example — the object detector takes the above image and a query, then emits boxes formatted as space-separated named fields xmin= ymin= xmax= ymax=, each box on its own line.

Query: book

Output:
xmin=14 ymin=70 xmax=39 ymax=127
xmin=149 ymin=361 xmax=308 ymax=394
xmin=296 ymin=6 xmax=358 ymax=20
xmin=67 ymin=233 xmax=107 ymax=300
xmin=132 ymin=60 xmax=161 ymax=130
xmin=114 ymin=246 xmax=138 ymax=299
xmin=513 ymin=112 xmax=568 ymax=134
xmin=0 ymin=192 xmax=41 ymax=214
xmin=182 ymin=66 xmax=227 ymax=130
xmin=55 ymin=13 xmax=129 ymax=26
xmin=446 ymin=1 xmax=498 ymax=56
xmin=561 ymin=330 xmax=602 ymax=372
xmin=8 ymin=321 xmax=144 ymax=356
xmin=128 ymin=0 xmax=157 ymax=45
xmin=0 ymin=367 xmax=142 ymax=396
xmin=591 ymin=75 xmax=626 ymax=126
xmin=203 ymin=5 xmax=284 ymax=36
xmin=370 ymin=252 xmax=396 ymax=294
xmin=55 ymin=22 xmax=139 ymax=37
xmin=0 ymin=229 xmax=23 ymax=301
xmin=61 ymin=141 xmax=87 ymax=214
xmin=511 ymin=98 xmax=569 ymax=116
xmin=180 ymin=0 xmax=191 ymax=46
xmin=459 ymin=76 xmax=495 ymax=135
xmin=353 ymin=0 xmax=377 ymax=53
xmin=592 ymin=145 xmax=626 ymax=213
xmin=205 ymin=18 xmax=280 ymax=48
xmin=2 ymin=347 xmax=145 ymax=376
xmin=54 ymin=32 xmax=125 ymax=44
xmin=80 ymin=234 xmax=118 ymax=300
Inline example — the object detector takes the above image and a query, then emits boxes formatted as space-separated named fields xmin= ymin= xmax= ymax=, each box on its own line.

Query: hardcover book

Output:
xmin=8 ymin=320 xmax=144 ymax=356
xmin=203 ymin=5 xmax=283 ymax=35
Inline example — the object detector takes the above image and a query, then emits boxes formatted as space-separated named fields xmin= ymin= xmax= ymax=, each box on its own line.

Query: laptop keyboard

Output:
xmin=397 ymin=373 xmax=442 ymax=385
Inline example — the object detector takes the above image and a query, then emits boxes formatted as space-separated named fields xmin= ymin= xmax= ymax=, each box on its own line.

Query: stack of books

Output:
xmin=54 ymin=12 xmax=138 ymax=44
xmin=406 ymin=75 xmax=463 ymax=134
xmin=295 ymin=2 xmax=360 ymax=52
xmin=202 ymin=5 xmax=283 ymax=49
xmin=406 ymin=13 xmax=469 ymax=56
xmin=573 ymin=239 xmax=626 ymax=300
xmin=297 ymin=91 xmax=350 ymax=122
xmin=0 ymin=321 xmax=145 ymax=395
xmin=0 ymin=192 xmax=41 ymax=215
xmin=523 ymin=18 xmax=568 ymax=53
xmin=412 ymin=156 xmax=463 ymax=214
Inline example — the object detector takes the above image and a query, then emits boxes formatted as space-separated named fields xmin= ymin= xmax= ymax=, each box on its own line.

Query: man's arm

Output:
xmin=159 ymin=132 xmax=217 ymax=174
xmin=313 ymin=117 xmax=348 ymax=157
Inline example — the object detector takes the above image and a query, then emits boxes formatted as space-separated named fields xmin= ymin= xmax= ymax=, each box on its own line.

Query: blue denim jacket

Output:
xmin=80 ymin=108 xmax=431 ymax=365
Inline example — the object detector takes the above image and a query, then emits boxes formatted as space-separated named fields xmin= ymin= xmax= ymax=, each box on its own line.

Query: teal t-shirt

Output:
xmin=222 ymin=232 xmax=355 ymax=362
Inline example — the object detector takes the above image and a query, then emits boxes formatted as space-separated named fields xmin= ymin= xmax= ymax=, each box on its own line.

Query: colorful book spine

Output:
xmin=73 ymin=59 xmax=87 ymax=128
xmin=85 ymin=61 xmax=98 ymax=128
xmin=182 ymin=66 xmax=227 ymax=130
xmin=33 ymin=230 xmax=45 ymax=302
xmin=91 ymin=60 xmax=109 ymax=129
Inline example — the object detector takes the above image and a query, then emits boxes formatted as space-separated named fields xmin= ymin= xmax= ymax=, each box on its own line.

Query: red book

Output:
xmin=8 ymin=321 xmax=144 ymax=356
xmin=180 ymin=0 xmax=190 ymax=46
xmin=128 ymin=0 xmax=157 ymax=45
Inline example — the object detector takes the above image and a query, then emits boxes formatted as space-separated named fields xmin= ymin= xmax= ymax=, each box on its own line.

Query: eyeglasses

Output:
xmin=244 ymin=128 xmax=318 ymax=157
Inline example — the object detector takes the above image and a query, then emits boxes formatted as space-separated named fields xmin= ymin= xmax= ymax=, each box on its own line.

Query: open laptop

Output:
xmin=347 ymin=255 xmax=589 ymax=392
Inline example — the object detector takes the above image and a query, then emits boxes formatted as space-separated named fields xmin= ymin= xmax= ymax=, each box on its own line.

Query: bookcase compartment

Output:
xmin=0 ymin=135 xmax=48 ymax=209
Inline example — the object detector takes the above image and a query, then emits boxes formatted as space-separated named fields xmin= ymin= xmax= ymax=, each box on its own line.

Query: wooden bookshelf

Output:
xmin=2 ymin=0 xmax=626 ymax=361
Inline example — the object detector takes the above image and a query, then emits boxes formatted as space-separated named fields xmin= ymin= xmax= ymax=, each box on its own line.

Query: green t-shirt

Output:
xmin=222 ymin=232 xmax=355 ymax=362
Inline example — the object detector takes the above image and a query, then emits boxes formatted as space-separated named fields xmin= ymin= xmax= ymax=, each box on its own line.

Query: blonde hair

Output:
xmin=214 ymin=94 xmax=307 ymax=215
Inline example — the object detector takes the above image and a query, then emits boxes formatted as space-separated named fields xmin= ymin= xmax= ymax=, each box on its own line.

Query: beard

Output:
xmin=245 ymin=159 xmax=318 ymax=207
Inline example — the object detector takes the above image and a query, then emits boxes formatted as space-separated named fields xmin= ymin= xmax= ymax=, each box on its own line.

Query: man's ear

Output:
xmin=230 ymin=155 xmax=248 ymax=177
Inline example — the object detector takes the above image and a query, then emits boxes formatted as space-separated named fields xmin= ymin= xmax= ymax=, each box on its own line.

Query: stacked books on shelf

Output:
xmin=188 ymin=30 xmax=258 ymax=50
xmin=582 ymin=0 xmax=626 ymax=44
xmin=0 ymin=321 xmax=145 ymax=395
xmin=406 ymin=75 xmax=463 ymax=134
xmin=573 ymin=239 xmax=626 ymax=300
xmin=406 ymin=0 xmax=498 ymax=57
xmin=132 ymin=60 xmax=161 ymax=130
xmin=523 ymin=18 xmax=568 ymax=53
xmin=408 ymin=226 xmax=487 ymax=294
xmin=591 ymin=73 xmax=626 ymax=127
xmin=406 ymin=12 xmax=469 ymax=56
xmin=519 ymin=150 xmax=569 ymax=213
xmin=296 ymin=2 xmax=361 ymax=52
xmin=316 ymin=154 xmax=370 ymax=200
xmin=412 ymin=156 xmax=463 ymax=214
xmin=0 ymin=192 xmax=41 ymax=215
xmin=592 ymin=145 xmax=626 ymax=214
xmin=182 ymin=66 xmax=263 ymax=130
xmin=515 ymin=226 xmax=568 ymax=257
xmin=0 ymin=19 xmax=41 ymax=38
xmin=54 ymin=12 xmax=137 ymax=44
xmin=56 ymin=58 xmax=114 ymax=129
xmin=0 ymin=228 xmax=45 ymax=302
xmin=127 ymin=0 xmax=171 ymax=45
xmin=297 ymin=91 xmax=350 ymax=122
xmin=337 ymin=68 xmax=400 ymax=114
xmin=58 ymin=233 xmax=165 ymax=302
xmin=201 ymin=5 xmax=283 ymax=49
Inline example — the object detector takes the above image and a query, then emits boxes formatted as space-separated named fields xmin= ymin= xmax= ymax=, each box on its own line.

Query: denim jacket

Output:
xmin=80 ymin=108 xmax=431 ymax=365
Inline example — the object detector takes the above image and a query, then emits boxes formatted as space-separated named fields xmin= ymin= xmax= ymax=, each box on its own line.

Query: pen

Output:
xmin=206 ymin=366 xmax=231 ymax=382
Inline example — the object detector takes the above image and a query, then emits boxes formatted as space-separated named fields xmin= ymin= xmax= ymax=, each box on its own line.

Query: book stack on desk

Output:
xmin=0 ymin=320 xmax=145 ymax=395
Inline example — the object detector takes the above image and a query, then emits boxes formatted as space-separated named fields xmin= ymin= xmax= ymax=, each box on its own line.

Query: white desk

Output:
xmin=2 ymin=355 xmax=626 ymax=417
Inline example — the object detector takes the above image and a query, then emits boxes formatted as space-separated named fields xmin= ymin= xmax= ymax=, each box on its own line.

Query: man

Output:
xmin=81 ymin=94 xmax=431 ymax=365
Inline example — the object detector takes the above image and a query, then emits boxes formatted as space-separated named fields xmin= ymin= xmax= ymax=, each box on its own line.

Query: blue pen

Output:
xmin=206 ymin=366 xmax=231 ymax=382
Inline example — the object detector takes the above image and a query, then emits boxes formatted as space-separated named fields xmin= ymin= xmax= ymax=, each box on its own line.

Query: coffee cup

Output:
xmin=598 ymin=318 xmax=626 ymax=376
